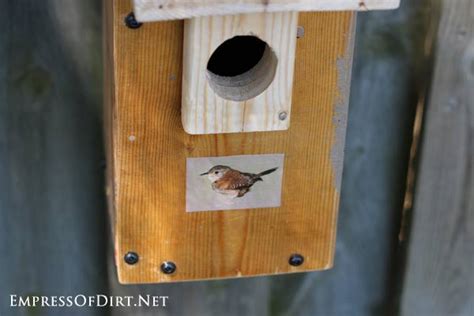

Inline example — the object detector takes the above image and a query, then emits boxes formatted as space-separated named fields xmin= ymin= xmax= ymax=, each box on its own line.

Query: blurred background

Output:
xmin=0 ymin=0 xmax=472 ymax=315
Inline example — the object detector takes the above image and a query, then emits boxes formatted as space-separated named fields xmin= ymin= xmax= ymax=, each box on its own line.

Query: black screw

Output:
xmin=124 ymin=252 xmax=139 ymax=265
xmin=289 ymin=254 xmax=304 ymax=267
xmin=124 ymin=12 xmax=142 ymax=29
xmin=160 ymin=261 xmax=177 ymax=274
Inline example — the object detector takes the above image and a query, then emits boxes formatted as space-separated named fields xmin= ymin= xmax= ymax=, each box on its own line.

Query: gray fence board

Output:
xmin=401 ymin=0 xmax=474 ymax=315
xmin=0 ymin=1 xmax=108 ymax=315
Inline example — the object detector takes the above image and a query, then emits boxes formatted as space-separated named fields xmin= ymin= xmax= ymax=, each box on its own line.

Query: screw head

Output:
xmin=124 ymin=12 xmax=142 ymax=29
xmin=279 ymin=111 xmax=288 ymax=121
xmin=289 ymin=254 xmax=304 ymax=267
xmin=296 ymin=26 xmax=305 ymax=38
xmin=124 ymin=252 xmax=139 ymax=265
xmin=161 ymin=261 xmax=177 ymax=274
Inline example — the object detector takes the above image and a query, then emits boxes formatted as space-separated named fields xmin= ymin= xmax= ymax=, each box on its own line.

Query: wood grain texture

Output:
xmin=182 ymin=12 xmax=298 ymax=134
xmin=106 ymin=0 xmax=355 ymax=283
xmin=401 ymin=0 xmax=474 ymax=314
xmin=133 ymin=0 xmax=400 ymax=21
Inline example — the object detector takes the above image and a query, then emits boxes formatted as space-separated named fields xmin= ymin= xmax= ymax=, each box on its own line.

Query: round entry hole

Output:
xmin=206 ymin=36 xmax=278 ymax=102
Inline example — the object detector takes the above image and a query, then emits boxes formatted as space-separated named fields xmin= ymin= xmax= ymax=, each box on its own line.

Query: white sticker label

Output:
xmin=186 ymin=154 xmax=285 ymax=212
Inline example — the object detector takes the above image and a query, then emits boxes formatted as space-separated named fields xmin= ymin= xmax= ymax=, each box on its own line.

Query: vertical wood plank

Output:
xmin=401 ymin=0 xmax=474 ymax=315
xmin=0 ymin=0 xmax=108 ymax=314
xmin=107 ymin=0 xmax=356 ymax=284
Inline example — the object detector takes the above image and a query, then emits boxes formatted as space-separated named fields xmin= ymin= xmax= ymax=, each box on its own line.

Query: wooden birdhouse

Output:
xmin=104 ymin=0 xmax=400 ymax=284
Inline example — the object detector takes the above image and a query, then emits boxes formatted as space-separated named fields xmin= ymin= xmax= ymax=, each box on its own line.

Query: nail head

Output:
xmin=161 ymin=261 xmax=177 ymax=274
xmin=124 ymin=12 xmax=142 ymax=29
xmin=124 ymin=252 xmax=139 ymax=265
xmin=289 ymin=254 xmax=304 ymax=267
xmin=297 ymin=26 xmax=305 ymax=38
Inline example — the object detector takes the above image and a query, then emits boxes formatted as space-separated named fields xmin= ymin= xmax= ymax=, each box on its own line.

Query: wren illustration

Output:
xmin=200 ymin=165 xmax=278 ymax=198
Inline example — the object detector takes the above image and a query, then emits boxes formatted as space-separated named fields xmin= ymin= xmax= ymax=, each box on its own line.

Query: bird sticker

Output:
xmin=200 ymin=165 xmax=278 ymax=198
xmin=186 ymin=154 xmax=284 ymax=212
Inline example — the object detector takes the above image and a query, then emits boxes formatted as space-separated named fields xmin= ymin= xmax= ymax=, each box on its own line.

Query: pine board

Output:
xmin=106 ymin=0 xmax=355 ymax=283
xmin=182 ymin=12 xmax=298 ymax=134
xmin=133 ymin=0 xmax=399 ymax=21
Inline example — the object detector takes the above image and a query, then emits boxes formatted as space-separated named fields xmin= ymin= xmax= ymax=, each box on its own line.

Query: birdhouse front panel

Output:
xmin=105 ymin=0 xmax=358 ymax=284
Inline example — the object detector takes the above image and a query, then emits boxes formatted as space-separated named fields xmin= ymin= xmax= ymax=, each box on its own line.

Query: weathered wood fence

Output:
xmin=0 ymin=0 xmax=472 ymax=315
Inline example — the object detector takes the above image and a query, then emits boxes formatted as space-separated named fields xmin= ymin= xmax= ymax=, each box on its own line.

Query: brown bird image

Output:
xmin=200 ymin=165 xmax=278 ymax=198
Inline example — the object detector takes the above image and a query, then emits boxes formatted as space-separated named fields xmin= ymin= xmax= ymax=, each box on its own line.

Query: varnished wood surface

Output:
xmin=106 ymin=0 xmax=355 ymax=283
xmin=401 ymin=0 xmax=474 ymax=314
xmin=133 ymin=0 xmax=400 ymax=21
